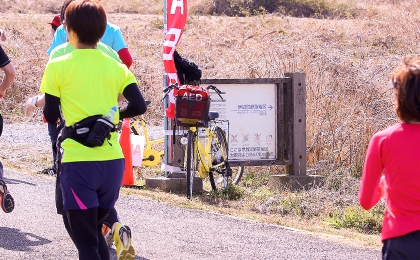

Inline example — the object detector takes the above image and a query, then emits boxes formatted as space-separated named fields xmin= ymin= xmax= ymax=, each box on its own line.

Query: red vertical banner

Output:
xmin=163 ymin=0 xmax=188 ymax=119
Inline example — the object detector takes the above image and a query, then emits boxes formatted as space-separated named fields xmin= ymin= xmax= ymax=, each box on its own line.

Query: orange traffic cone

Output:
xmin=119 ymin=118 xmax=134 ymax=186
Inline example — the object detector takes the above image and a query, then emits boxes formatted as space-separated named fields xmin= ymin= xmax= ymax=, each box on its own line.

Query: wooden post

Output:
xmin=284 ymin=72 xmax=306 ymax=176
xmin=268 ymin=73 xmax=324 ymax=190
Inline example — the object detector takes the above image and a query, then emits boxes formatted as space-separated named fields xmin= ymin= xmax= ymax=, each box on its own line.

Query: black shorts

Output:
xmin=382 ymin=230 xmax=420 ymax=260
xmin=60 ymin=160 xmax=124 ymax=211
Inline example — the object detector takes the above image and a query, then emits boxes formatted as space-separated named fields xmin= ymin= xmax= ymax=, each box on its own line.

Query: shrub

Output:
xmin=325 ymin=204 xmax=384 ymax=234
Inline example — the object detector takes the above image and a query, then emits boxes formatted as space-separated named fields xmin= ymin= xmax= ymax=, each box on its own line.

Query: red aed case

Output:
xmin=175 ymin=85 xmax=210 ymax=127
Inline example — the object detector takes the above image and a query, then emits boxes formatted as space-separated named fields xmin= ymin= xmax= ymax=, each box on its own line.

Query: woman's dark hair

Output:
xmin=60 ymin=0 xmax=75 ymax=22
xmin=51 ymin=24 xmax=58 ymax=31
xmin=65 ymin=0 xmax=106 ymax=45
xmin=392 ymin=56 xmax=420 ymax=123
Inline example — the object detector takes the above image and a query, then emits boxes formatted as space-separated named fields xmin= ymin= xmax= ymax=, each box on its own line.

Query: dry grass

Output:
xmin=1 ymin=0 xmax=419 ymax=248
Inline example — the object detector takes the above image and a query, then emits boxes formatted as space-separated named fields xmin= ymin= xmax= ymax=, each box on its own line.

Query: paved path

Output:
xmin=0 ymin=169 xmax=381 ymax=260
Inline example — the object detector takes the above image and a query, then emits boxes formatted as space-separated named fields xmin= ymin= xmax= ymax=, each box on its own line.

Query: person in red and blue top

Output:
xmin=48 ymin=0 xmax=133 ymax=68
xmin=360 ymin=56 xmax=420 ymax=259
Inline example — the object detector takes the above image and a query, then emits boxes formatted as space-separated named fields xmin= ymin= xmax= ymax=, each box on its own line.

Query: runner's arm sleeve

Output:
xmin=119 ymin=83 xmax=146 ymax=119
xmin=117 ymin=48 xmax=133 ymax=69
xmin=359 ymin=134 xmax=384 ymax=210
xmin=43 ymin=93 xmax=61 ymax=124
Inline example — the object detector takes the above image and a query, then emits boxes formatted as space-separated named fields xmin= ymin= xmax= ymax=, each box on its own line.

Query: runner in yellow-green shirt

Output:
xmin=40 ymin=1 xmax=145 ymax=259
xmin=27 ymin=39 xmax=130 ymax=250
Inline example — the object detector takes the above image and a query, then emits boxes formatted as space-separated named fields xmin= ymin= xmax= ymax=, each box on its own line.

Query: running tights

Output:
xmin=63 ymin=207 xmax=119 ymax=245
xmin=66 ymin=207 xmax=111 ymax=260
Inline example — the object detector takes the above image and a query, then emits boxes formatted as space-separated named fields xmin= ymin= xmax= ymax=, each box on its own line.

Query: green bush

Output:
xmin=241 ymin=171 xmax=270 ymax=188
xmin=221 ymin=184 xmax=247 ymax=200
xmin=325 ymin=204 xmax=384 ymax=234
xmin=207 ymin=184 xmax=247 ymax=201
xmin=278 ymin=193 xmax=305 ymax=216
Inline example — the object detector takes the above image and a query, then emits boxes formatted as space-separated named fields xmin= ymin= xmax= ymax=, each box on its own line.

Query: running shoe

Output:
xmin=0 ymin=179 xmax=14 ymax=213
xmin=113 ymin=223 xmax=135 ymax=260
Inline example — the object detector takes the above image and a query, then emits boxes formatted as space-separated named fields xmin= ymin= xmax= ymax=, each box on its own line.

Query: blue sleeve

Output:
xmin=101 ymin=23 xmax=127 ymax=52
xmin=47 ymin=25 xmax=68 ymax=55
xmin=112 ymin=28 xmax=127 ymax=52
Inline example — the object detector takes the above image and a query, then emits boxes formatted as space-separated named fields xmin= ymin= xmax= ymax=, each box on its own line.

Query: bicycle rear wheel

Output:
xmin=209 ymin=126 xmax=230 ymax=191
xmin=186 ymin=130 xmax=196 ymax=200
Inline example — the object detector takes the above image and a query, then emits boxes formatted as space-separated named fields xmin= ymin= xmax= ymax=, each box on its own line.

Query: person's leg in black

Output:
xmin=101 ymin=207 xmax=120 ymax=247
xmin=97 ymin=208 xmax=112 ymax=259
xmin=55 ymin=154 xmax=77 ymax=246
xmin=103 ymin=207 xmax=119 ymax=228
xmin=67 ymin=207 xmax=111 ymax=260
xmin=47 ymin=122 xmax=59 ymax=173
xmin=62 ymin=213 xmax=77 ymax=246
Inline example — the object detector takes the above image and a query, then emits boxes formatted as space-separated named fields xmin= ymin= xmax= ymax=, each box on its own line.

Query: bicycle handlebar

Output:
xmin=162 ymin=84 xmax=224 ymax=100
xmin=206 ymin=85 xmax=224 ymax=100
xmin=162 ymin=83 xmax=179 ymax=100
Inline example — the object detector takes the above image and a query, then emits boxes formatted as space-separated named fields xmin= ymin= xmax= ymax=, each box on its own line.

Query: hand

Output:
xmin=24 ymin=97 xmax=37 ymax=116
xmin=0 ymin=29 xmax=6 ymax=42
xmin=118 ymin=100 xmax=128 ymax=109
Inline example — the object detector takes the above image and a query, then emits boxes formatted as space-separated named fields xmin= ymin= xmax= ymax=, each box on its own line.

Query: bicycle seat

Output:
xmin=145 ymin=100 xmax=152 ymax=106
xmin=208 ymin=111 xmax=219 ymax=120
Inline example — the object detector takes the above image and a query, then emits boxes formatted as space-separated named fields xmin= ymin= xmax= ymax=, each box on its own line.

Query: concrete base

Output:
xmin=268 ymin=174 xmax=325 ymax=191
xmin=167 ymin=172 xmax=186 ymax=178
xmin=145 ymin=176 xmax=203 ymax=194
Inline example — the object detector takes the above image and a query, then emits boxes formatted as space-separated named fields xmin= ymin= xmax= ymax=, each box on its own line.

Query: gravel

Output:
xmin=1 ymin=122 xmax=51 ymax=145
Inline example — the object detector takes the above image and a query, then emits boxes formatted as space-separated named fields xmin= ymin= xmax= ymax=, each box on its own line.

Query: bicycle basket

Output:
xmin=175 ymin=85 xmax=210 ymax=127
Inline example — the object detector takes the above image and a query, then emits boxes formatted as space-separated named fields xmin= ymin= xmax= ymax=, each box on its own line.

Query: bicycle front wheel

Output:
xmin=186 ymin=130 xmax=196 ymax=200
xmin=231 ymin=165 xmax=245 ymax=185
xmin=209 ymin=126 xmax=230 ymax=191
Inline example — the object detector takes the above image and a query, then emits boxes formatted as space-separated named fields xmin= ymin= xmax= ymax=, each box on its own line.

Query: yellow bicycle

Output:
xmin=182 ymin=120 xmax=231 ymax=198
xmin=164 ymin=84 xmax=232 ymax=199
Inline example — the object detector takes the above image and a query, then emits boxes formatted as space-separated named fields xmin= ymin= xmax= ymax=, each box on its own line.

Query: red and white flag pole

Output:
xmin=163 ymin=0 xmax=188 ymax=119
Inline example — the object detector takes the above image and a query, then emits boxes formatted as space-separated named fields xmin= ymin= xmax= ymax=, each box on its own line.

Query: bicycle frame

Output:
xmin=185 ymin=124 xmax=226 ymax=180
xmin=196 ymin=127 xmax=212 ymax=179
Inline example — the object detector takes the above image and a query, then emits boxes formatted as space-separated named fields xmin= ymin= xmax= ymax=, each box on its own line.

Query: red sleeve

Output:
xmin=359 ymin=133 xmax=386 ymax=210
xmin=117 ymin=48 xmax=133 ymax=69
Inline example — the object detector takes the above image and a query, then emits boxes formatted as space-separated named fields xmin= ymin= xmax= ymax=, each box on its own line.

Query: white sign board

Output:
xmin=209 ymin=83 xmax=277 ymax=161
xmin=118 ymin=134 xmax=145 ymax=167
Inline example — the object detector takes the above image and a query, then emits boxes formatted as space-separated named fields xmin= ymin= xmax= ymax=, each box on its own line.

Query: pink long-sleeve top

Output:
xmin=359 ymin=123 xmax=420 ymax=241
